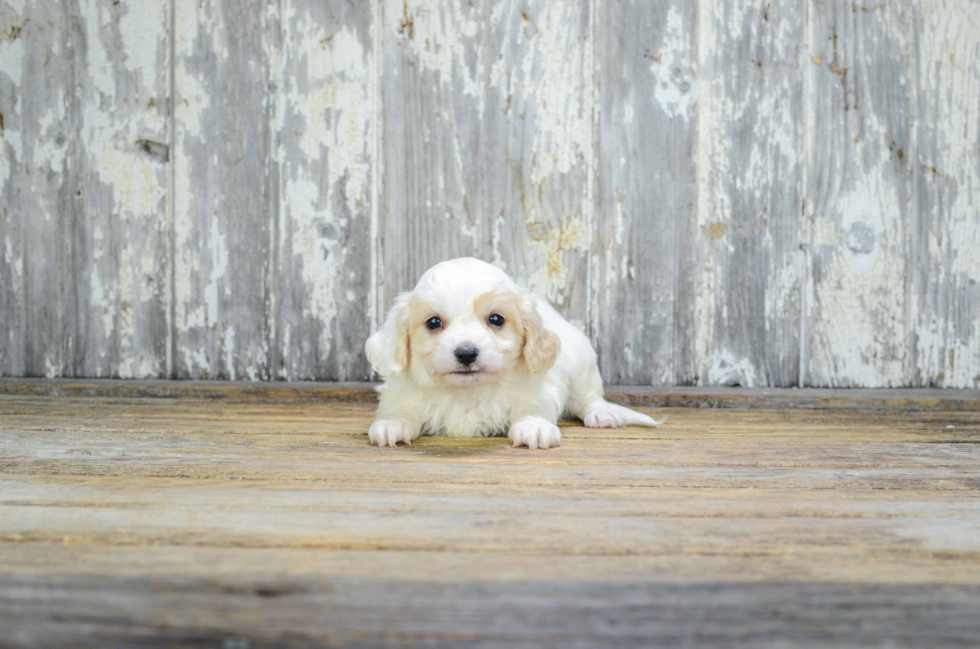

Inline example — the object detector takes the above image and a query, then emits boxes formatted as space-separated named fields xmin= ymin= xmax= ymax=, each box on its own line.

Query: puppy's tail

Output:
xmin=612 ymin=401 xmax=667 ymax=427
xmin=584 ymin=400 xmax=668 ymax=428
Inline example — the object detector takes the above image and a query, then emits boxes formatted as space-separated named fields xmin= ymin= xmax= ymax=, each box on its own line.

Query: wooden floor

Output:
xmin=1 ymin=386 xmax=979 ymax=647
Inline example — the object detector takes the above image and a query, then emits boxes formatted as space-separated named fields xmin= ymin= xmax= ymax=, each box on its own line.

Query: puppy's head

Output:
xmin=365 ymin=258 xmax=560 ymax=388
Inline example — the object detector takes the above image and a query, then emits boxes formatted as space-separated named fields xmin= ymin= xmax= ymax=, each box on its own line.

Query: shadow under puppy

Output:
xmin=365 ymin=258 xmax=665 ymax=449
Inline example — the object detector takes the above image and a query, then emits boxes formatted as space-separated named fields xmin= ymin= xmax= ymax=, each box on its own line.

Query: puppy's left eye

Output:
xmin=487 ymin=314 xmax=505 ymax=327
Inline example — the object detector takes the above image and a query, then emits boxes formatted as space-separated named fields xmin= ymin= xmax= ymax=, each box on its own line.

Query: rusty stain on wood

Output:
xmin=703 ymin=222 xmax=726 ymax=240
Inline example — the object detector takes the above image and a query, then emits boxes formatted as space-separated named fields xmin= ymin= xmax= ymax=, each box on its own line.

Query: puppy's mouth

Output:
xmin=443 ymin=366 xmax=496 ymax=383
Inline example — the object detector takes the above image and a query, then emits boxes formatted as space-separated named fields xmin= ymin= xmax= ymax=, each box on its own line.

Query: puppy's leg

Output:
xmin=507 ymin=389 xmax=562 ymax=450
xmin=369 ymin=417 xmax=422 ymax=447
xmin=508 ymin=416 xmax=561 ymax=450
xmin=569 ymin=364 xmax=667 ymax=428
xmin=369 ymin=387 xmax=423 ymax=447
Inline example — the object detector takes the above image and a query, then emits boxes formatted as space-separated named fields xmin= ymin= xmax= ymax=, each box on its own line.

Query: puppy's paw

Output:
xmin=583 ymin=404 xmax=627 ymax=428
xmin=368 ymin=419 xmax=421 ymax=447
xmin=508 ymin=416 xmax=561 ymax=450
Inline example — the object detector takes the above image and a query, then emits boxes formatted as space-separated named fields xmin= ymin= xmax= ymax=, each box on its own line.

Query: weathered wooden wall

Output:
xmin=0 ymin=0 xmax=978 ymax=387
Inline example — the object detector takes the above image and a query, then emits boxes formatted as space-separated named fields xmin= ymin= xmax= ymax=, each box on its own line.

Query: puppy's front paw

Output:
xmin=508 ymin=417 xmax=561 ymax=450
xmin=368 ymin=419 xmax=421 ymax=447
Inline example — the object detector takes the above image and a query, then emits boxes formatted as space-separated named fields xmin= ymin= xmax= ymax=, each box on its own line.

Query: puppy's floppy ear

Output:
xmin=365 ymin=292 xmax=411 ymax=377
xmin=519 ymin=293 xmax=560 ymax=375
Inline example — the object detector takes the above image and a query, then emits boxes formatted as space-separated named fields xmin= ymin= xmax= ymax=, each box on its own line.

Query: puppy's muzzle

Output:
xmin=454 ymin=346 xmax=479 ymax=366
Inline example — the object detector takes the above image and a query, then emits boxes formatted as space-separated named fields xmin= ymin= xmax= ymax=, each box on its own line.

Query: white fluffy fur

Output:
xmin=365 ymin=258 xmax=666 ymax=449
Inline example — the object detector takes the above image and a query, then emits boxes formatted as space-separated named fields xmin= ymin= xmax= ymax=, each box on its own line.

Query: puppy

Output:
xmin=365 ymin=257 xmax=665 ymax=449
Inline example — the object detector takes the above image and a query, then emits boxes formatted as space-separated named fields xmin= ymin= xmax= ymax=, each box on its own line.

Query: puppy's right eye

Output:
xmin=425 ymin=317 xmax=443 ymax=331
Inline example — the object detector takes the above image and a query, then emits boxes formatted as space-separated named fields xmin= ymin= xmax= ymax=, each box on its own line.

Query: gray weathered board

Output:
xmin=0 ymin=0 xmax=978 ymax=387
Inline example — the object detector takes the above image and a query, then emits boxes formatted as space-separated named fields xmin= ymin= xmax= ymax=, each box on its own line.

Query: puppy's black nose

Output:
xmin=454 ymin=346 xmax=479 ymax=366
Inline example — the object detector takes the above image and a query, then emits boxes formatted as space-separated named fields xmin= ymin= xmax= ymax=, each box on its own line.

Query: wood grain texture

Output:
xmin=911 ymin=2 xmax=980 ymax=389
xmin=0 ymin=2 xmax=73 ymax=377
xmin=805 ymin=0 xmax=915 ymax=387
xmin=380 ymin=0 xmax=593 ymax=327
xmin=593 ymin=0 xmax=698 ymax=385
xmin=1 ymin=393 xmax=979 ymax=646
xmin=379 ymin=0 xmax=486 ymax=303
xmin=4 ymin=575 xmax=980 ymax=648
xmin=72 ymin=0 xmax=171 ymax=378
xmin=172 ymin=0 xmax=275 ymax=380
xmin=482 ymin=0 xmax=593 ymax=326
xmin=275 ymin=0 xmax=375 ymax=381
xmin=3 ymin=378 xmax=980 ymax=410
xmin=5 ymin=573 xmax=979 ymax=649
xmin=0 ymin=0 xmax=28 ymax=377
xmin=697 ymin=0 xmax=805 ymax=387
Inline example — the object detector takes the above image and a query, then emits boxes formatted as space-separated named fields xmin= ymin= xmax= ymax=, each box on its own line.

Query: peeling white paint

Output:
xmin=223 ymin=325 xmax=236 ymax=381
xmin=650 ymin=5 xmax=696 ymax=121
xmin=171 ymin=0 xmax=233 ymax=379
xmin=524 ymin=2 xmax=590 ymax=186
xmin=708 ymin=350 xmax=758 ymax=387
xmin=804 ymin=1 xmax=914 ymax=388
xmin=43 ymin=357 xmax=59 ymax=379
xmin=181 ymin=347 xmax=210 ymax=377
xmin=118 ymin=2 xmax=168 ymax=98
xmin=33 ymin=106 xmax=67 ymax=172
xmin=0 ymin=139 xmax=10 ymax=189
xmin=275 ymin=1 xmax=375 ymax=378
xmin=920 ymin=4 xmax=980 ymax=281
xmin=490 ymin=214 xmax=507 ymax=271
xmin=694 ymin=0 xmax=729 ymax=384
xmin=173 ymin=64 xmax=209 ymax=139
xmin=692 ymin=0 xmax=809 ymax=386
xmin=0 ymin=21 xmax=25 ymax=87
xmin=395 ymin=0 xmax=484 ymax=115
xmin=83 ymin=101 xmax=163 ymax=216
xmin=70 ymin=1 xmax=170 ymax=378
xmin=5 ymin=0 xmax=26 ymax=16
xmin=172 ymin=0 xmax=213 ymax=141
xmin=911 ymin=3 xmax=980 ymax=387
xmin=3 ymin=236 xmax=21 ymax=278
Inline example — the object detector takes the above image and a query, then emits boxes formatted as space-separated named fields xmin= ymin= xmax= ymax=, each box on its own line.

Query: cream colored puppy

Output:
xmin=365 ymin=258 xmax=665 ymax=449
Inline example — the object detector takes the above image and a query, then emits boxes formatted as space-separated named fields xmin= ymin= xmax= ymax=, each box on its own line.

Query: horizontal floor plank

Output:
xmin=4 ymin=573 xmax=980 ymax=648
xmin=2 ymin=379 xmax=979 ymax=410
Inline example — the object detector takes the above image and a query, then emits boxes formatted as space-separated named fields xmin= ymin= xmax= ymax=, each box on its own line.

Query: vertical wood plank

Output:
xmin=696 ymin=0 xmax=805 ymax=387
xmin=483 ymin=0 xmax=594 ymax=327
xmin=0 ymin=2 xmax=73 ymax=377
xmin=911 ymin=2 xmax=980 ymax=388
xmin=593 ymin=0 xmax=699 ymax=384
xmin=275 ymin=0 xmax=375 ymax=381
xmin=172 ymin=0 xmax=275 ymax=380
xmin=380 ymin=0 xmax=593 ymax=329
xmin=379 ymin=0 xmax=486 ymax=307
xmin=0 ymin=0 xmax=28 ymax=375
xmin=805 ymin=0 xmax=914 ymax=387
xmin=71 ymin=0 xmax=170 ymax=378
